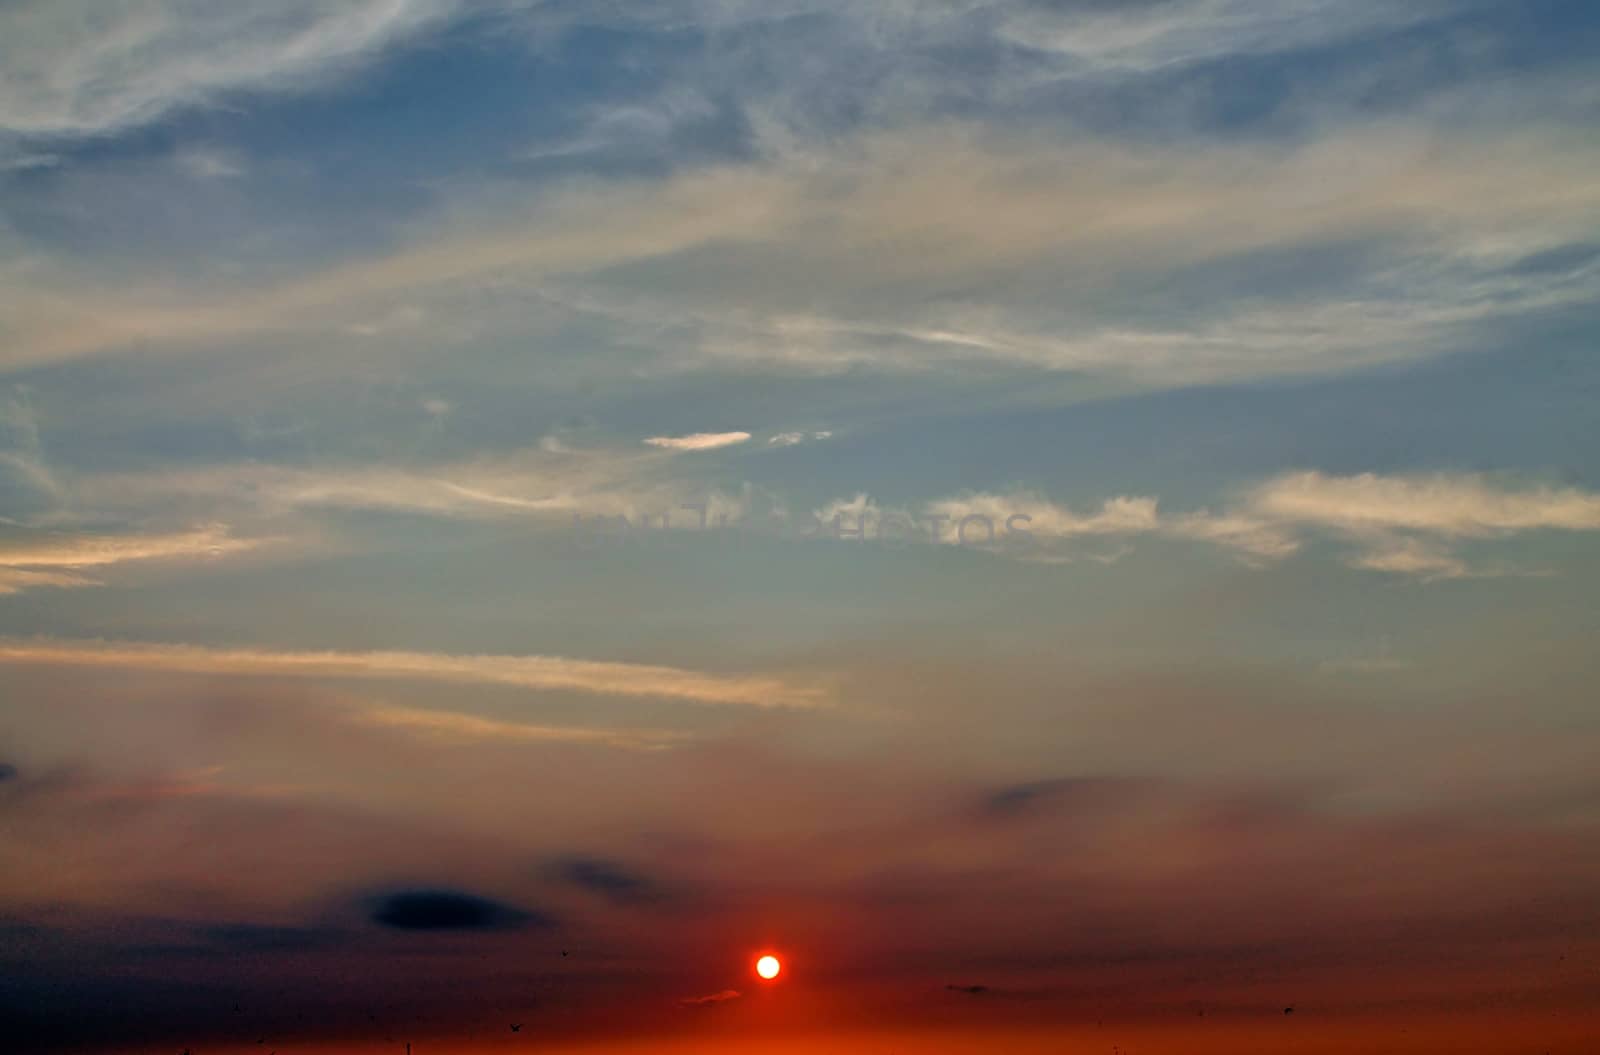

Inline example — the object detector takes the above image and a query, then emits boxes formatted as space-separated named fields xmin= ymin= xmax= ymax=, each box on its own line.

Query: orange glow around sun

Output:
xmin=756 ymin=954 xmax=782 ymax=980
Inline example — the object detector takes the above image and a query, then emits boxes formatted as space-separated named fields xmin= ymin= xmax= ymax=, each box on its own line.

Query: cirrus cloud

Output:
xmin=0 ymin=524 xmax=262 ymax=594
xmin=0 ymin=0 xmax=462 ymax=138
xmin=0 ymin=638 xmax=833 ymax=709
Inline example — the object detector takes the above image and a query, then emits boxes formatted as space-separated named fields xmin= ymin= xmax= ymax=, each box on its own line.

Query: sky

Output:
xmin=1 ymin=1 xmax=1598 ymax=1052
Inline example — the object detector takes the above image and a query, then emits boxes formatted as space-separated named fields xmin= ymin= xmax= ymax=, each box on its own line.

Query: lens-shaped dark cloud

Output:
xmin=367 ymin=889 xmax=547 ymax=931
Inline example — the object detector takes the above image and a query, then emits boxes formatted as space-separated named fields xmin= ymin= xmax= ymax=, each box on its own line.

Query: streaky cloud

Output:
xmin=0 ymin=523 xmax=256 ymax=568
xmin=644 ymin=431 xmax=751 ymax=452
xmin=0 ymin=0 xmax=463 ymax=138
xmin=0 ymin=524 xmax=261 ymax=594
xmin=353 ymin=702 xmax=690 ymax=752
xmin=1249 ymin=471 xmax=1600 ymax=537
xmin=8 ymin=121 xmax=1599 ymax=385
xmin=0 ymin=638 xmax=833 ymax=709
xmin=831 ymin=470 xmax=1600 ymax=578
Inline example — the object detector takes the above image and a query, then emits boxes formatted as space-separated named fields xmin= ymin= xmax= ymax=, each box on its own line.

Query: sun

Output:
xmin=755 ymin=954 xmax=782 ymax=980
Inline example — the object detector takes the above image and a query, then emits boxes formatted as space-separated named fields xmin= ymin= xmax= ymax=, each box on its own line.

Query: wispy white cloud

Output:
xmin=644 ymin=431 xmax=751 ymax=452
xmin=0 ymin=151 xmax=61 ymax=173
xmin=76 ymin=447 xmax=752 ymax=528
xmin=0 ymin=390 xmax=59 ymax=501
xmin=1163 ymin=511 xmax=1303 ymax=563
xmin=0 ymin=638 xmax=832 ymax=709
xmin=997 ymin=0 xmax=1452 ymax=75
xmin=350 ymin=702 xmax=690 ymax=751
xmin=927 ymin=491 xmax=1162 ymax=540
xmin=0 ymin=0 xmax=461 ymax=138
xmin=0 ymin=567 xmax=97 ymax=595
xmin=1247 ymin=472 xmax=1600 ymax=538
xmin=0 ymin=524 xmax=261 ymax=593
xmin=173 ymin=143 xmax=245 ymax=180
xmin=519 ymin=87 xmax=717 ymax=163
xmin=0 ymin=0 xmax=1471 ymax=142
xmin=1344 ymin=537 xmax=1471 ymax=581
xmin=1246 ymin=471 xmax=1600 ymax=579
xmin=0 ymin=524 xmax=256 ymax=568
xmin=817 ymin=472 xmax=1600 ymax=577
xmin=59 ymin=456 xmax=1600 ymax=582
xmin=7 ymin=121 xmax=1599 ymax=383
xmin=918 ymin=490 xmax=1294 ymax=563
xmin=768 ymin=430 xmax=832 ymax=447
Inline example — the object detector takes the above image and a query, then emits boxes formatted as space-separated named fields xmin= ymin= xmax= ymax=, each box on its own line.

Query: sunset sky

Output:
xmin=2 ymin=2 xmax=1598 ymax=1052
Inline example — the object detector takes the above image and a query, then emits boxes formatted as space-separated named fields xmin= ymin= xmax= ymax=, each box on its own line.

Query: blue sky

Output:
xmin=2 ymin=3 xmax=1599 ymax=1052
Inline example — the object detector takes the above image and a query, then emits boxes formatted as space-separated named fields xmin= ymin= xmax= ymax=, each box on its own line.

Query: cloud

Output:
xmin=1246 ymin=471 xmax=1600 ymax=578
xmin=76 ymin=450 xmax=752 ymax=528
xmin=926 ymin=492 xmax=1162 ymax=540
xmin=678 ymin=989 xmax=741 ymax=1007
xmin=0 ymin=0 xmax=1480 ymax=177
xmin=818 ymin=472 xmax=1600 ymax=577
xmin=0 ymin=568 xmax=98 ymax=595
xmin=0 ymin=151 xmax=60 ymax=173
xmin=644 ymin=432 xmax=751 ymax=452
xmin=8 ymin=120 xmax=1599 ymax=386
xmin=1163 ymin=511 xmax=1303 ymax=563
xmin=0 ymin=391 xmax=61 ymax=514
xmin=978 ymin=777 xmax=1142 ymax=819
xmin=350 ymin=704 xmax=689 ymax=752
xmin=75 ymin=457 xmax=1582 ymax=583
xmin=552 ymin=857 xmax=665 ymax=905
xmin=0 ymin=638 xmax=832 ymax=708
xmin=174 ymin=145 xmax=245 ymax=180
xmin=0 ymin=0 xmax=461 ymax=138
xmin=519 ymin=87 xmax=719 ymax=164
xmin=825 ymin=490 xmax=1291 ymax=562
xmin=996 ymin=0 xmax=1452 ymax=75
xmin=0 ymin=525 xmax=261 ymax=594
xmin=4 ymin=673 xmax=1600 ymax=1050
xmin=368 ymin=888 xmax=545 ymax=931
xmin=1248 ymin=472 xmax=1600 ymax=538
xmin=0 ymin=524 xmax=256 ymax=569
xmin=768 ymin=430 xmax=832 ymax=447
xmin=1344 ymin=539 xmax=1471 ymax=580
